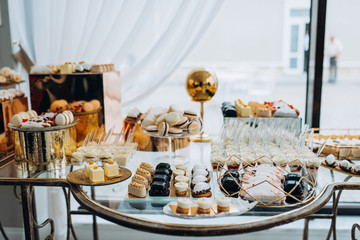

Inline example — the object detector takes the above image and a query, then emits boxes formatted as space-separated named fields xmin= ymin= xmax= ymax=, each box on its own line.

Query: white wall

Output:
xmin=185 ymin=0 xmax=285 ymax=64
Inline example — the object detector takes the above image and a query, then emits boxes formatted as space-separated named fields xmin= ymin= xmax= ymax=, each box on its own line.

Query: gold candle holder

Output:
xmin=185 ymin=68 xmax=218 ymax=142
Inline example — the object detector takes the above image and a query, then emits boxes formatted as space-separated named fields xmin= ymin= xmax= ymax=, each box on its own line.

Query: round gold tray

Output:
xmin=67 ymin=167 xmax=132 ymax=186
xmin=8 ymin=119 xmax=80 ymax=132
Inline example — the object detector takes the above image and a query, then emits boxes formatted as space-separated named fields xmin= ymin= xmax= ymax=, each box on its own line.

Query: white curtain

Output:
xmin=8 ymin=0 xmax=223 ymax=238
xmin=9 ymin=0 xmax=223 ymax=109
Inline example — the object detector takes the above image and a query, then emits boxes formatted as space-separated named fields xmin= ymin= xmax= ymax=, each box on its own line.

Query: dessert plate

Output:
xmin=67 ymin=167 xmax=131 ymax=186
xmin=321 ymin=161 xmax=360 ymax=177
xmin=163 ymin=199 xmax=257 ymax=219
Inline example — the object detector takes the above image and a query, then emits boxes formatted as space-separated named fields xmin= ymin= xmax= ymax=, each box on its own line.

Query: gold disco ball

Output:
xmin=185 ymin=68 xmax=218 ymax=142
xmin=186 ymin=68 xmax=218 ymax=102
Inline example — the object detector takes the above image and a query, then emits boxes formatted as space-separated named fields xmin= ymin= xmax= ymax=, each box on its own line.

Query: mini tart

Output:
xmin=216 ymin=197 xmax=231 ymax=213
xmin=132 ymin=174 xmax=149 ymax=189
xmin=192 ymin=182 xmax=211 ymax=198
xmin=175 ymin=182 xmax=188 ymax=196
xmin=136 ymin=168 xmax=152 ymax=182
xmin=176 ymin=198 xmax=192 ymax=214
xmin=128 ymin=181 xmax=147 ymax=198
xmin=197 ymin=198 xmax=211 ymax=214
xmin=140 ymin=162 xmax=154 ymax=176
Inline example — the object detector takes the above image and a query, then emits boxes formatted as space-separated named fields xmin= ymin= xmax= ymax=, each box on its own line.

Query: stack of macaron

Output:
xmin=141 ymin=105 xmax=202 ymax=137
xmin=10 ymin=110 xmax=74 ymax=128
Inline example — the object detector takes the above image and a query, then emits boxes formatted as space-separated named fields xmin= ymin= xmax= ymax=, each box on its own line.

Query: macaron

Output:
xmin=155 ymin=113 xmax=167 ymax=124
xmin=187 ymin=121 xmax=201 ymax=135
xmin=90 ymin=99 xmax=101 ymax=110
xmin=145 ymin=125 xmax=158 ymax=133
xmin=55 ymin=113 xmax=67 ymax=126
xmin=158 ymin=122 xmax=169 ymax=136
xmin=168 ymin=127 xmax=183 ymax=137
xmin=142 ymin=117 xmax=155 ymax=127
xmin=173 ymin=116 xmax=189 ymax=129
xmin=165 ymin=112 xmax=180 ymax=125
xmin=12 ymin=114 xmax=23 ymax=127
xmin=184 ymin=110 xmax=197 ymax=118
xmin=83 ymin=102 xmax=94 ymax=112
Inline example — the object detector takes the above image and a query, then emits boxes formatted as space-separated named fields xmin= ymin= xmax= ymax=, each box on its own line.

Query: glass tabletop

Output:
xmin=75 ymin=142 xmax=360 ymax=227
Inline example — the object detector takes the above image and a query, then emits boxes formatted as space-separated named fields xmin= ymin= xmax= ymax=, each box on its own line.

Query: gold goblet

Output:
xmin=185 ymin=68 xmax=218 ymax=142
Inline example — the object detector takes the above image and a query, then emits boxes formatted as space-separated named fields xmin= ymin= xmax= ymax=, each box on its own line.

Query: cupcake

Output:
xmin=176 ymin=198 xmax=192 ymax=214
xmin=226 ymin=155 xmax=241 ymax=171
xmin=325 ymin=154 xmax=337 ymax=167
xmin=197 ymin=198 xmax=212 ymax=214
xmin=175 ymin=182 xmax=188 ymax=196
xmin=216 ymin=197 xmax=231 ymax=213
xmin=192 ymin=182 xmax=211 ymax=198
xmin=339 ymin=160 xmax=351 ymax=172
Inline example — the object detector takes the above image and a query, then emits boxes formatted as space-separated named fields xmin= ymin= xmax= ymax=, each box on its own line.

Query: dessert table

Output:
xmin=1 ymin=142 xmax=360 ymax=239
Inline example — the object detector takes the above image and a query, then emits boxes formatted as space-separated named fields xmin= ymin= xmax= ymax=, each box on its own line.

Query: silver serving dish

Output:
xmin=9 ymin=120 xmax=79 ymax=171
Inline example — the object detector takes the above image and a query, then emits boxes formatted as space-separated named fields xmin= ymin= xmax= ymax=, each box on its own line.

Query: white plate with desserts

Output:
xmin=163 ymin=197 xmax=257 ymax=219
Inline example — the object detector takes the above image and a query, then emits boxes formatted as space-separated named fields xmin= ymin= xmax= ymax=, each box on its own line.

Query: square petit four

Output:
xmin=89 ymin=166 xmax=105 ymax=183
xmin=85 ymin=161 xmax=96 ymax=177
xmin=104 ymin=161 xmax=119 ymax=178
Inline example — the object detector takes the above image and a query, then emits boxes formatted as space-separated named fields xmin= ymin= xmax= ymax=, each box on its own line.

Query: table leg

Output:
xmin=351 ymin=223 xmax=360 ymax=240
xmin=21 ymin=185 xmax=35 ymax=240
xmin=303 ymin=218 xmax=309 ymax=240
xmin=0 ymin=219 xmax=10 ymax=240
xmin=91 ymin=186 xmax=99 ymax=240
xmin=326 ymin=175 xmax=352 ymax=240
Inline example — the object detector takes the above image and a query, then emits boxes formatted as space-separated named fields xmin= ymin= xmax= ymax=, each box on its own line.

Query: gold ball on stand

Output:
xmin=185 ymin=68 xmax=218 ymax=142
